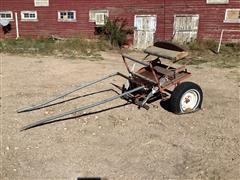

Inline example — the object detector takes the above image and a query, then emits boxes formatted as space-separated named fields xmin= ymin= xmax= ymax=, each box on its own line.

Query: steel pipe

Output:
xmin=20 ymin=86 xmax=145 ymax=131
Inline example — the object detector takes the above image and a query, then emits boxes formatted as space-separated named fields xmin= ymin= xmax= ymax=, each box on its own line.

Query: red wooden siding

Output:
xmin=0 ymin=0 xmax=239 ymax=42
xmin=163 ymin=0 xmax=240 ymax=42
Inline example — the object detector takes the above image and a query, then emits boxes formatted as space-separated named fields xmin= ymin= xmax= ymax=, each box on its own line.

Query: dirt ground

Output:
xmin=1 ymin=51 xmax=239 ymax=180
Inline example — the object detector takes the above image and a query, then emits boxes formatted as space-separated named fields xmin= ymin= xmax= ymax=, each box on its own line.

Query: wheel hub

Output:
xmin=180 ymin=89 xmax=200 ymax=112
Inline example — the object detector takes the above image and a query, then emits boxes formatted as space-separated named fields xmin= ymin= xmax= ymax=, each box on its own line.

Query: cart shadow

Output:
xmin=160 ymin=99 xmax=172 ymax=112
xmin=23 ymin=102 xmax=131 ymax=130
xmin=21 ymin=89 xmax=119 ymax=112
xmin=147 ymin=93 xmax=172 ymax=113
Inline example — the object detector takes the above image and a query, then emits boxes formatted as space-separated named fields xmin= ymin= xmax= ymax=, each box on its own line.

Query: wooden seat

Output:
xmin=144 ymin=46 xmax=188 ymax=62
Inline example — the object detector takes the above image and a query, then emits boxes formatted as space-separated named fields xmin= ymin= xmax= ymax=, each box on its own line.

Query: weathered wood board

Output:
xmin=144 ymin=46 xmax=188 ymax=62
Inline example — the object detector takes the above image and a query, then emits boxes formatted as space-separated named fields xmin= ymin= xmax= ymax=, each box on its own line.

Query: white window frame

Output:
xmin=34 ymin=0 xmax=49 ymax=7
xmin=21 ymin=11 xmax=38 ymax=21
xmin=206 ymin=0 xmax=229 ymax=4
xmin=0 ymin=11 xmax=13 ymax=21
xmin=58 ymin=10 xmax=76 ymax=22
xmin=89 ymin=9 xmax=109 ymax=26
xmin=224 ymin=9 xmax=240 ymax=23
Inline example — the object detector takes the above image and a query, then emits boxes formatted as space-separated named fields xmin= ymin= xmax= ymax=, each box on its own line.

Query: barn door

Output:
xmin=173 ymin=14 xmax=199 ymax=43
xmin=134 ymin=15 xmax=157 ymax=49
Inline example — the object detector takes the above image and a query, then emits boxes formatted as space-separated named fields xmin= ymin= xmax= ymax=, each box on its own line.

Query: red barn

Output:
xmin=0 ymin=0 xmax=240 ymax=48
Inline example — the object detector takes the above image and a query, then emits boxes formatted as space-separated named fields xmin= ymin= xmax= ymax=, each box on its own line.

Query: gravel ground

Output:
xmin=1 ymin=52 xmax=239 ymax=180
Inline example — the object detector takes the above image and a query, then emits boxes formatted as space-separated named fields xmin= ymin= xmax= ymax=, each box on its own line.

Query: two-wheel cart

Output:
xmin=18 ymin=41 xmax=203 ymax=131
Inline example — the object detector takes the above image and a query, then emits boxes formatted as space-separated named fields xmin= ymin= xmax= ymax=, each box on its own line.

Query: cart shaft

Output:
xmin=18 ymin=72 xmax=120 ymax=113
xmin=20 ymin=86 xmax=145 ymax=131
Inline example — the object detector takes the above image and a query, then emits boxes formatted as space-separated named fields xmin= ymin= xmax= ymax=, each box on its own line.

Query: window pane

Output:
xmin=58 ymin=11 xmax=76 ymax=21
xmin=226 ymin=9 xmax=240 ymax=21
xmin=0 ymin=13 xmax=12 ymax=19
xmin=35 ymin=0 xmax=49 ymax=7
xmin=6 ymin=14 xmax=11 ymax=18
xmin=24 ymin=13 xmax=29 ymax=18
xmin=30 ymin=14 xmax=35 ymax=18
xmin=60 ymin=12 xmax=66 ymax=19
xmin=89 ymin=10 xmax=109 ymax=25
xmin=60 ymin=12 xmax=66 ymax=16
xmin=68 ymin=12 xmax=74 ymax=19
xmin=207 ymin=0 xmax=229 ymax=4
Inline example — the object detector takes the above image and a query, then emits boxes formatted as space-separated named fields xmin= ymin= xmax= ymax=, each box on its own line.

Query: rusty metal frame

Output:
xmin=121 ymin=54 xmax=191 ymax=94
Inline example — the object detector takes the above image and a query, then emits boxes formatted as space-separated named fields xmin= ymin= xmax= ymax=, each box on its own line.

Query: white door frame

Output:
xmin=134 ymin=14 xmax=157 ymax=49
xmin=173 ymin=14 xmax=200 ymax=43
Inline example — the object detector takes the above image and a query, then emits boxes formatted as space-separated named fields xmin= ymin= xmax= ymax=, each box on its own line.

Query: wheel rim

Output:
xmin=180 ymin=89 xmax=200 ymax=112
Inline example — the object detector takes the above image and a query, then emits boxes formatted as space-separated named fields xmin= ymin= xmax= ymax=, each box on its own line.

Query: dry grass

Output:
xmin=0 ymin=37 xmax=109 ymax=59
xmin=183 ymin=40 xmax=240 ymax=68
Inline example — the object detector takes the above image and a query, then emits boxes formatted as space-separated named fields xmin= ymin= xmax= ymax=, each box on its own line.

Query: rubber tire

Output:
xmin=169 ymin=82 xmax=203 ymax=114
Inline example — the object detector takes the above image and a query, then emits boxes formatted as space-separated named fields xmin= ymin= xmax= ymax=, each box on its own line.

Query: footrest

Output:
xmin=153 ymin=66 xmax=175 ymax=77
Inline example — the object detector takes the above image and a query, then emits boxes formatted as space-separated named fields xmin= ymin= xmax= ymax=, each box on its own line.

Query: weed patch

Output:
xmin=98 ymin=18 xmax=133 ymax=48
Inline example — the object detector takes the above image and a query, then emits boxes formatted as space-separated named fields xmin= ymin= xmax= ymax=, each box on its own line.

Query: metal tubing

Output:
xmin=122 ymin=56 xmax=131 ymax=73
xmin=149 ymin=62 xmax=160 ymax=88
xmin=17 ymin=72 xmax=118 ymax=113
xmin=217 ymin=29 xmax=224 ymax=54
xmin=20 ymin=86 xmax=145 ymax=131
xmin=122 ymin=54 xmax=149 ymax=67
xmin=141 ymin=91 xmax=154 ymax=106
